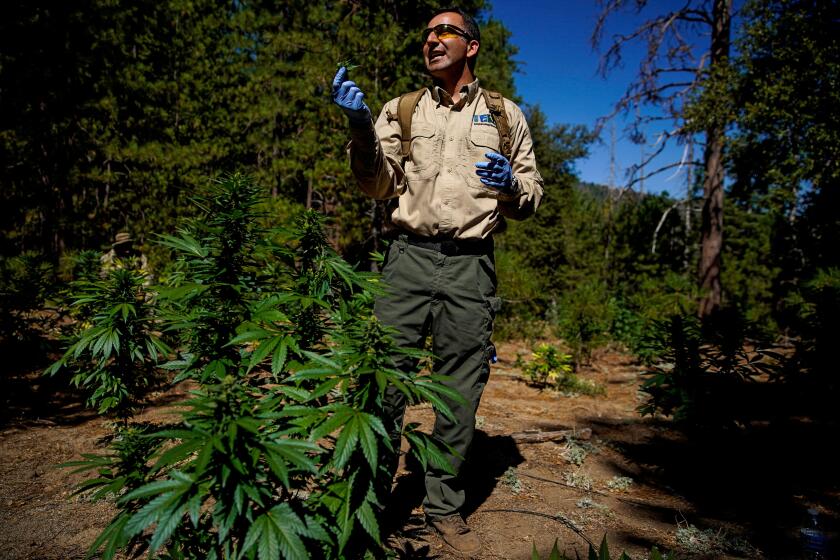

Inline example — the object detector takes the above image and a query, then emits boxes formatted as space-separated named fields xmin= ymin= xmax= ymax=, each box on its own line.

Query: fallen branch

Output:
xmin=517 ymin=471 xmax=658 ymax=508
xmin=511 ymin=427 xmax=592 ymax=444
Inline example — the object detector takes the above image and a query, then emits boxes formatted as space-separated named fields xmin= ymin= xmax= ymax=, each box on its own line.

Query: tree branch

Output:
xmin=625 ymin=160 xmax=701 ymax=191
xmin=652 ymin=200 xmax=681 ymax=254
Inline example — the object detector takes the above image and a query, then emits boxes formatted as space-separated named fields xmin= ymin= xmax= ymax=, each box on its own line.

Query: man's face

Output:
xmin=423 ymin=12 xmax=479 ymax=77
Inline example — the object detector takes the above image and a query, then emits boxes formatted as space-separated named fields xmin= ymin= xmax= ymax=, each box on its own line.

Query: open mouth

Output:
xmin=428 ymin=51 xmax=445 ymax=62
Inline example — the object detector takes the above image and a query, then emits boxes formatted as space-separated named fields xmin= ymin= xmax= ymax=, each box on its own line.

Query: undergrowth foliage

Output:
xmin=531 ymin=534 xmax=674 ymax=559
xmin=637 ymin=311 xmax=783 ymax=428
xmin=60 ymin=173 xmax=457 ymax=559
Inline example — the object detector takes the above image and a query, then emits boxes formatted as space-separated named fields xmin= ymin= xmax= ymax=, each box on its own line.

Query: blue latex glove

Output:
xmin=332 ymin=66 xmax=371 ymax=124
xmin=475 ymin=152 xmax=516 ymax=194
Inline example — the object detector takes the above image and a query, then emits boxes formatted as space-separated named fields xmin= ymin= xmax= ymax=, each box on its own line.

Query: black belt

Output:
xmin=396 ymin=231 xmax=493 ymax=256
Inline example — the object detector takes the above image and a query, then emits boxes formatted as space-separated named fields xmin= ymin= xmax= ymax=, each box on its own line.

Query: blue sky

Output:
xmin=488 ymin=0 xmax=695 ymax=197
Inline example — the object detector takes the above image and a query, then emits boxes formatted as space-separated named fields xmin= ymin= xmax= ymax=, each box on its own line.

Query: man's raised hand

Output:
xmin=332 ymin=66 xmax=371 ymax=125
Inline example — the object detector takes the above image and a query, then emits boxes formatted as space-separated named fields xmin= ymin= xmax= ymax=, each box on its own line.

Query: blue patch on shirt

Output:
xmin=473 ymin=114 xmax=497 ymax=127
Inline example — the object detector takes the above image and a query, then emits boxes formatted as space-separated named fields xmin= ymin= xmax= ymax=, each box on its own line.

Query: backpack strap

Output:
xmin=394 ymin=88 xmax=427 ymax=160
xmin=390 ymin=87 xmax=513 ymax=162
xmin=481 ymin=89 xmax=513 ymax=161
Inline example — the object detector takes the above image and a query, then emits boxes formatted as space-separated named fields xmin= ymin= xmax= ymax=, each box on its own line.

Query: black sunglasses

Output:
xmin=421 ymin=23 xmax=472 ymax=43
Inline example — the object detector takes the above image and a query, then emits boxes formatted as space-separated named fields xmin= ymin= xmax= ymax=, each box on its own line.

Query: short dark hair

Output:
xmin=430 ymin=7 xmax=480 ymax=43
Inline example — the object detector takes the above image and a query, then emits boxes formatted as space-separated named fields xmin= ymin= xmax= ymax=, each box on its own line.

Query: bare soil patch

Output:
xmin=1 ymin=340 xmax=837 ymax=559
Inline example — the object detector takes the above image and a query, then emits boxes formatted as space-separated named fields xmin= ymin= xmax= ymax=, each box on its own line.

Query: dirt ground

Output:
xmin=1 ymin=339 xmax=837 ymax=560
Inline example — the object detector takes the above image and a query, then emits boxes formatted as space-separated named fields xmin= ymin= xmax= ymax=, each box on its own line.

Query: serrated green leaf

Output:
xmin=357 ymin=414 xmax=378 ymax=470
xmin=247 ymin=504 xmax=309 ymax=560
xmin=121 ymin=477 xmax=183 ymax=502
xmin=227 ymin=329 xmax=270 ymax=347
xmin=87 ymin=512 xmax=130 ymax=560
xmin=271 ymin=384 xmax=310 ymax=403
xmin=271 ymin=342 xmax=288 ymax=375
xmin=355 ymin=499 xmax=380 ymax=542
xmin=333 ymin=415 xmax=360 ymax=469
xmin=249 ymin=336 xmax=280 ymax=371
xmin=153 ymin=437 xmax=204 ymax=470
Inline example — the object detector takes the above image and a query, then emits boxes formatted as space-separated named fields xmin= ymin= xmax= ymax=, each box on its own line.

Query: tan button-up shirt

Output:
xmin=348 ymin=79 xmax=543 ymax=240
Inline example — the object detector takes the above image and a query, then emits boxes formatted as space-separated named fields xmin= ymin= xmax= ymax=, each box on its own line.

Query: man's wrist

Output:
xmin=346 ymin=108 xmax=372 ymax=128
xmin=496 ymin=175 xmax=520 ymax=200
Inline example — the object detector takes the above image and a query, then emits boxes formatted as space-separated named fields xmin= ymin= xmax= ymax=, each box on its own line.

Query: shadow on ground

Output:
xmin=386 ymin=430 xmax=525 ymax=549
xmin=604 ymin=415 xmax=839 ymax=559
xmin=1 ymin=337 xmax=182 ymax=428
xmin=0 ymin=337 xmax=99 ymax=427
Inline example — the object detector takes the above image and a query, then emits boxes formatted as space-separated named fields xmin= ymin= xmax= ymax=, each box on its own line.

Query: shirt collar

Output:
xmin=430 ymin=78 xmax=480 ymax=109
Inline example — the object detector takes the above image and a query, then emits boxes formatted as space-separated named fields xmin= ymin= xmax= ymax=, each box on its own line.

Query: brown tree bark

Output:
xmin=698 ymin=0 xmax=731 ymax=318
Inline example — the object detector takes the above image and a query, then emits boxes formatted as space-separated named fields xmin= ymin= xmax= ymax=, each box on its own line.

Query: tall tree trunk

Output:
xmin=698 ymin=0 xmax=731 ymax=317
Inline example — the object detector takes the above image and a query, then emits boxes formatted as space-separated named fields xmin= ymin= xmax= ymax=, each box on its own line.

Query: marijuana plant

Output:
xmin=156 ymin=173 xmax=266 ymax=382
xmin=638 ymin=311 xmax=782 ymax=428
xmin=45 ymin=267 xmax=169 ymax=420
xmin=75 ymin=174 xmax=457 ymax=559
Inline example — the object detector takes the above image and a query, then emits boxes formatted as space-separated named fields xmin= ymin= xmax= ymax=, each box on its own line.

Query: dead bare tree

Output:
xmin=592 ymin=0 xmax=732 ymax=317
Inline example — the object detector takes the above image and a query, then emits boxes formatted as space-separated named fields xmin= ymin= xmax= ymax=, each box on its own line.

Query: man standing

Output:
xmin=100 ymin=232 xmax=149 ymax=279
xmin=332 ymin=7 xmax=543 ymax=555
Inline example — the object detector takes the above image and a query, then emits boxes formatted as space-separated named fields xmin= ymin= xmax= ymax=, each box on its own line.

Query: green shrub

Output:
xmin=780 ymin=267 xmax=840 ymax=420
xmin=494 ymin=247 xmax=548 ymax=341
xmin=610 ymin=271 xmax=698 ymax=364
xmin=523 ymin=343 xmax=605 ymax=396
xmin=553 ymin=280 xmax=612 ymax=365
xmin=61 ymin=422 xmax=163 ymax=558
xmin=0 ymin=251 xmax=56 ymax=345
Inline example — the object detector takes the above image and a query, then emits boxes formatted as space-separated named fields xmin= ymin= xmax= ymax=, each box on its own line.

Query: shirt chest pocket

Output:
xmin=406 ymin=123 xmax=440 ymax=179
xmin=464 ymin=128 xmax=502 ymax=191
xmin=469 ymin=129 xmax=501 ymax=157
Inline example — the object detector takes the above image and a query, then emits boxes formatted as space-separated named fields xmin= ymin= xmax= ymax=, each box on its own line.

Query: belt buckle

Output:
xmin=440 ymin=239 xmax=458 ymax=255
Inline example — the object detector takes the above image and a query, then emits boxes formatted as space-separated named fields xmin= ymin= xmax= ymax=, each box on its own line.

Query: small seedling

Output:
xmin=675 ymin=523 xmax=725 ymax=555
xmin=562 ymin=437 xmax=597 ymax=466
xmin=563 ymin=469 xmax=593 ymax=491
xmin=502 ymin=466 xmax=523 ymax=494
xmin=606 ymin=475 xmax=634 ymax=492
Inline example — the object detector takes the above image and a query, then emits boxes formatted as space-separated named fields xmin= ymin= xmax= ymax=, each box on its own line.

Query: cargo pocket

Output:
xmin=381 ymin=239 xmax=405 ymax=285
xmin=484 ymin=296 xmax=502 ymax=331
xmin=481 ymin=295 xmax=502 ymax=356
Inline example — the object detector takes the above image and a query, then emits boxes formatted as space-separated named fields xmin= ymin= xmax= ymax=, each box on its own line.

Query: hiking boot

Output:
xmin=428 ymin=514 xmax=481 ymax=556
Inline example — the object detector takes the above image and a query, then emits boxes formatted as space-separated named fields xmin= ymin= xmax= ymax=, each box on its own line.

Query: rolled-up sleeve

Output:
xmin=497 ymin=101 xmax=544 ymax=220
xmin=347 ymin=99 xmax=407 ymax=200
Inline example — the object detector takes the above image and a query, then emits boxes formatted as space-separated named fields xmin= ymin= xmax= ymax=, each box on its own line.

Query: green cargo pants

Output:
xmin=374 ymin=235 xmax=500 ymax=519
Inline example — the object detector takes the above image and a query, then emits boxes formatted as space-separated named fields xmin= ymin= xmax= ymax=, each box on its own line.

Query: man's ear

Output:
xmin=467 ymin=39 xmax=480 ymax=59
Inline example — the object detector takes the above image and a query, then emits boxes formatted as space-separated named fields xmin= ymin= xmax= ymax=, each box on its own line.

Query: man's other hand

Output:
xmin=475 ymin=152 xmax=515 ymax=194
xmin=332 ymin=66 xmax=371 ymax=125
